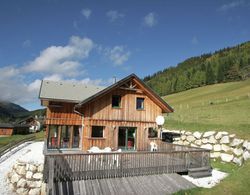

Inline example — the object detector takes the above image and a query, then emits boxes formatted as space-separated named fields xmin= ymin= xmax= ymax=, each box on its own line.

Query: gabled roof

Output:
xmin=39 ymin=80 xmax=105 ymax=103
xmin=76 ymin=74 xmax=174 ymax=113
xmin=0 ymin=123 xmax=14 ymax=128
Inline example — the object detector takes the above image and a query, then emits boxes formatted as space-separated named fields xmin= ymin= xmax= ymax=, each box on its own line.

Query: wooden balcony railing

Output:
xmin=43 ymin=140 xmax=210 ymax=194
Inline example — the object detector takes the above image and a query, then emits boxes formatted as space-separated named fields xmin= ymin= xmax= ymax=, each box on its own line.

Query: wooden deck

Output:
xmin=53 ymin=173 xmax=195 ymax=195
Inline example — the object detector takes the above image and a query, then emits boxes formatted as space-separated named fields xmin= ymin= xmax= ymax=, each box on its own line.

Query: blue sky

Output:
xmin=0 ymin=0 xmax=249 ymax=110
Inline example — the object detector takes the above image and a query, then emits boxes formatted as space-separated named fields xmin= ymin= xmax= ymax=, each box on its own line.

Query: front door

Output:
xmin=118 ymin=127 xmax=136 ymax=150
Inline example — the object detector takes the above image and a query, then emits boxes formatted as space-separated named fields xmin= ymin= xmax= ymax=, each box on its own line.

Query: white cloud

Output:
xmin=218 ymin=0 xmax=245 ymax=11
xmin=143 ymin=12 xmax=157 ymax=27
xmin=81 ymin=8 xmax=92 ymax=19
xmin=105 ymin=46 xmax=130 ymax=66
xmin=191 ymin=36 xmax=199 ymax=45
xmin=44 ymin=74 xmax=63 ymax=81
xmin=23 ymin=36 xmax=94 ymax=77
xmin=22 ymin=40 xmax=31 ymax=48
xmin=106 ymin=10 xmax=124 ymax=22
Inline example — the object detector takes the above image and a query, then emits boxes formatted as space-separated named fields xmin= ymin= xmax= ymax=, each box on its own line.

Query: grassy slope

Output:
xmin=164 ymin=79 xmax=250 ymax=194
xmin=163 ymin=79 xmax=250 ymax=139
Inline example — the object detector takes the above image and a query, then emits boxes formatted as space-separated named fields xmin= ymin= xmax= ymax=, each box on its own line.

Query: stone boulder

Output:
xmin=193 ymin=131 xmax=202 ymax=139
xmin=26 ymin=171 xmax=33 ymax=179
xmin=243 ymin=141 xmax=250 ymax=150
xmin=203 ymin=131 xmax=216 ymax=138
xmin=181 ymin=135 xmax=186 ymax=141
xmin=186 ymin=135 xmax=196 ymax=142
xmin=33 ymin=173 xmax=43 ymax=180
xmin=200 ymin=144 xmax=213 ymax=150
xmin=215 ymin=132 xmax=223 ymax=140
xmin=185 ymin=131 xmax=192 ymax=135
xmin=208 ymin=136 xmax=217 ymax=144
xmin=220 ymin=136 xmax=230 ymax=144
xmin=17 ymin=178 xmax=27 ymax=188
xmin=221 ymin=144 xmax=231 ymax=152
xmin=233 ymin=148 xmax=243 ymax=156
xmin=194 ymin=140 xmax=202 ymax=146
xmin=11 ymin=173 xmax=21 ymax=184
xmin=221 ymin=153 xmax=234 ymax=162
xmin=29 ymin=188 xmax=41 ymax=195
xmin=243 ymin=151 xmax=250 ymax=161
xmin=16 ymin=187 xmax=28 ymax=195
xmin=202 ymin=138 xmax=209 ymax=144
xmin=233 ymin=157 xmax=243 ymax=166
xmin=230 ymin=138 xmax=244 ymax=147
xmin=16 ymin=165 xmax=26 ymax=175
xmin=213 ymin=144 xmax=221 ymax=152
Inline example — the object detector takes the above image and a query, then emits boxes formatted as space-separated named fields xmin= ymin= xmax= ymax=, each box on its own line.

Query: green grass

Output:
xmin=0 ymin=131 xmax=45 ymax=148
xmin=175 ymin=160 xmax=250 ymax=195
xmin=163 ymin=79 xmax=250 ymax=139
xmin=163 ymin=79 xmax=250 ymax=195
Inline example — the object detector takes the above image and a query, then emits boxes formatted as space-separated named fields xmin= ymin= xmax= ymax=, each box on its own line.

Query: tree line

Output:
xmin=144 ymin=41 xmax=250 ymax=96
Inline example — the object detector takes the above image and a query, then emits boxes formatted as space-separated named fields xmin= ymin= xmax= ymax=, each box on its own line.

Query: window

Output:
xmin=91 ymin=126 xmax=104 ymax=138
xmin=112 ymin=95 xmax=121 ymax=108
xmin=48 ymin=125 xmax=59 ymax=148
xmin=72 ymin=126 xmax=80 ymax=148
xmin=136 ymin=97 xmax=144 ymax=110
xmin=60 ymin=126 xmax=70 ymax=148
xmin=148 ymin=127 xmax=158 ymax=138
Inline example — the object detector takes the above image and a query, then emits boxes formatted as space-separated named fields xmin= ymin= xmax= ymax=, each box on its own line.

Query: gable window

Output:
xmin=91 ymin=126 xmax=104 ymax=138
xmin=136 ymin=97 xmax=144 ymax=110
xmin=148 ymin=127 xmax=158 ymax=138
xmin=112 ymin=95 xmax=121 ymax=108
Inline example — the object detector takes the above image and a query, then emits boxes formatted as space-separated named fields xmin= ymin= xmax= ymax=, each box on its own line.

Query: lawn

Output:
xmin=163 ymin=79 xmax=250 ymax=195
xmin=163 ymin=79 xmax=250 ymax=139
xmin=0 ymin=131 xmax=45 ymax=148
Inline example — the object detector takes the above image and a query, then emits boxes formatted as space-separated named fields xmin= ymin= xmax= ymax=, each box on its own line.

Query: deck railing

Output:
xmin=43 ymin=140 xmax=210 ymax=194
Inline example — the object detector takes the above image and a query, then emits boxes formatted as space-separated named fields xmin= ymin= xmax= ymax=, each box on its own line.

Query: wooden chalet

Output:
xmin=40 ymin=74 xmax=211 ymax=194
xmin=40 ymin=73 xmax=173 ymax=152
xmin=0 ymin=123 xmax=14 ymax=137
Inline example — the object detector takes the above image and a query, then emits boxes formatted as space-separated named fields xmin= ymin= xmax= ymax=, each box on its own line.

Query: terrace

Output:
xmin=43 ymin=140 xmax=210 ymax=194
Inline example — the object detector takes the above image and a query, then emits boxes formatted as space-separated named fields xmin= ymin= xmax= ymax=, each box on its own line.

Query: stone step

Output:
xmin=188 ymin=171 xmax=212 ymax=178
xmin=188 ymin=166 xmax=212 ymax=173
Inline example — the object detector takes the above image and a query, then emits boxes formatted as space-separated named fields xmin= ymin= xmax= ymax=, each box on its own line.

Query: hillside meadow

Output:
xmin=164 ymin=79 xmax=250 ymax=195
xmin=163 ymin=79 xmax=250 ymax=139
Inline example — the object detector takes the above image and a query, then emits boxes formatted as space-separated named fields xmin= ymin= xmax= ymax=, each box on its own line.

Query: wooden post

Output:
xmin=47 ymin=157 xmax=55 ymax=195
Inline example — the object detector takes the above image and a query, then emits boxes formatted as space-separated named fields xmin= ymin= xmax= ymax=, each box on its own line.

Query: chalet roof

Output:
xmin=39 ymin=80 xmax=105 ymax=102
xmin=76 ymin=74 xmax=174 ymax=113
xmin=0 ymin=123 xmax=14 ymax=128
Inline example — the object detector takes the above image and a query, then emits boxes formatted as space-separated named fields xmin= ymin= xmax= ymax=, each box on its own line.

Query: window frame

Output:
xmin=112 ymin=95 xmax=121 ymax=108
xmin=148 ymin=127 xmax=158 ymax=139
xmin=91 ymin=126 xmax=105 ymax=138
xmin=136 ymin=97 xmax=145 ymax=110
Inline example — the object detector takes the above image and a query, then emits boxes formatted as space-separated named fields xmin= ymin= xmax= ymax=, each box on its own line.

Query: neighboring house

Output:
xmin=39 ymin=74 xmax=174 ymax=151
xmin=0 ymin=123 xmax=14 ymax=136
xmin=15 ymin=116 xmax=41 ymax=134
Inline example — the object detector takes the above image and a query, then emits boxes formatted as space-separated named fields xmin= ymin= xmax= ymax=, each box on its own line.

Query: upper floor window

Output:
xmin=148 ymin=127 xmax=158 ymax=138
xmin=136 ymin=97 xmax=144 ymax=110
xmin=112 ymin=95 xmax=121 ymax=108
xmin=91 ymin=126 xmax=104 ymax=138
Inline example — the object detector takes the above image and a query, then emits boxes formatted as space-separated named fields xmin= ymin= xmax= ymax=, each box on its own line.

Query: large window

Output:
xmin=148 ymin=127 xmax=158 ymax=138
xmin=112 ymin=95 xmax=121 ymax=108
xmin=91 ymin=126 xmax=104 ymax=138
xmin=136 ymin=97 xmax=145 ymax=110
xmin=48 ymin=125 xmax=59 ymax=148
xmin=72 ymin=126 xmax=80 ymax=148
xmin=47 ymin=125 xmax=80 ymax=149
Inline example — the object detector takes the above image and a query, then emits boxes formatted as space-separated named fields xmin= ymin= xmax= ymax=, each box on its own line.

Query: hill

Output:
xmin=0 ymin=101 xmax=45 ymax=123
xmin=144 ymin=41 xmax=250 ymax=96
xmin=163 ymin=79 xmax=250 ymax=139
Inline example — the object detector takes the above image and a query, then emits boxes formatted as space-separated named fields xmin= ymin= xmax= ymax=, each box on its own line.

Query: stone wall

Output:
xmin=7 ymin=160 xmax=45 ymax=195
xmin=168 ymin=130 xmax=250 ymax=166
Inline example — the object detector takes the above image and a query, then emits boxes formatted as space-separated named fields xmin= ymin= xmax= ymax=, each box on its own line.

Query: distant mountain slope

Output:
xmin=0 ymin=101 xmax=45 ymax=123
xmin=144 ymin=41 xmax=250 ymax=96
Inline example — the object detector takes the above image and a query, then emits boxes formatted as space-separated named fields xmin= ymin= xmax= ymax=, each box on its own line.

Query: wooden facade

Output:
xmin=42 ymin=74 xmax=173 ymax=152
xmin=0 ymin=127 xmax=13 ymax=136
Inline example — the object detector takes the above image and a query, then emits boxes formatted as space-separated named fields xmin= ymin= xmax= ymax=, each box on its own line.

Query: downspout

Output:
xmin=73 ymin=105 xmax=84 ymax=150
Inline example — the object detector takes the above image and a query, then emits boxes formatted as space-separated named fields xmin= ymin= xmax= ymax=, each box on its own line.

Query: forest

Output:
xmin=144 ymin=41 xmax=250 ymax=96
